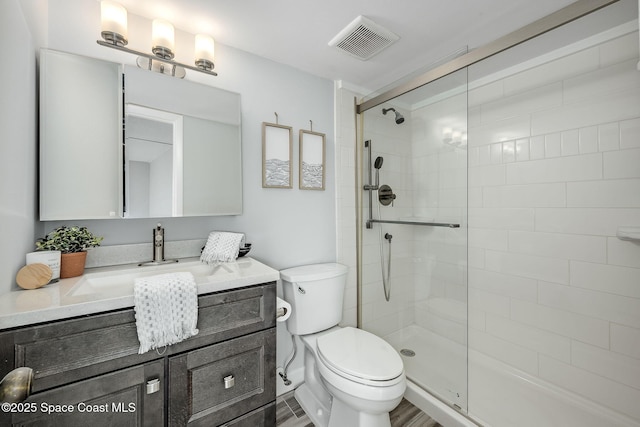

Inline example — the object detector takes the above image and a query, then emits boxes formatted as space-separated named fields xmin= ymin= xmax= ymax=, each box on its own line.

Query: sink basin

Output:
xmin=67 ymin=260 xmax=236 ymax=298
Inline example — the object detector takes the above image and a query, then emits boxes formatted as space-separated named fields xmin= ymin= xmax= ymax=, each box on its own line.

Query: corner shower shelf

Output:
xmin=367 ymin=219 xmax=460 ymax=228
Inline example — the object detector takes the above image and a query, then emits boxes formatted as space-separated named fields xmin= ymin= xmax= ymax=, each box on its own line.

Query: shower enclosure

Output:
xmin=347 ymin=1 xmax=640 ymax=426
xmin=359 ymin=69 xmax=469 ymax=412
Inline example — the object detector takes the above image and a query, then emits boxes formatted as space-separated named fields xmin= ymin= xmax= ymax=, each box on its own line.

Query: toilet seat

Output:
xmin=317 ymin=327 xmax=404 ymax=387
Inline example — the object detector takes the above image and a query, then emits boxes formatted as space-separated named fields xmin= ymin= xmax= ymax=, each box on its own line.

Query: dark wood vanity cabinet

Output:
xmin=0 ymin=282 xmax=277 ymax=427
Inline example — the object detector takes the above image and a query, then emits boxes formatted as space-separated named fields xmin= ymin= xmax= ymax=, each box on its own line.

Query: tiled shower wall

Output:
xmin=466 ymin=30 xmax=640 ymax=422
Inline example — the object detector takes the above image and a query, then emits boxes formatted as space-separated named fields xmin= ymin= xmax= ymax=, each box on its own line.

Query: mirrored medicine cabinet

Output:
xmin=39 ymin=49 xmax=242 ymax=221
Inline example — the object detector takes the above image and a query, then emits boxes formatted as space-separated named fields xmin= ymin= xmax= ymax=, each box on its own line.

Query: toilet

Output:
xmin=281 ymin=263 xmax=406 ymax=427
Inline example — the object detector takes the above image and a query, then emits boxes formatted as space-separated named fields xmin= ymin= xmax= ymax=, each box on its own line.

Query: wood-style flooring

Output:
xmin=276 ymin=390 xmax=443 ymax=427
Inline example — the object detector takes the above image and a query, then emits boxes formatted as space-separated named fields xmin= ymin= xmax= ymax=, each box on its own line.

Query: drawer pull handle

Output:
xmin=146 ymin=378 xmax=160 ymax=394
xmin=224 ymin=375 xmax=235 ymax=389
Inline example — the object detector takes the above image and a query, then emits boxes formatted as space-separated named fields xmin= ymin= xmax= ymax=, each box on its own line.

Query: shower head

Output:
xmin=374 ymin=156 xmax=383 ymax=169
xmin=382 ymin=107 xmax=405 ymax=124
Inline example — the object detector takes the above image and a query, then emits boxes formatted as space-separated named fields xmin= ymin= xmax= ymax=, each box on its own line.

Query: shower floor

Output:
xmin=385 ymin=324 xmax=467 ymax=409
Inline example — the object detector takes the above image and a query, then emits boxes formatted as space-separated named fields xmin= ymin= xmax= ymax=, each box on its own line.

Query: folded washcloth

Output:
xmin=134 ymin=272 xmax=199 ymax=354
xmin=200 ymin=231 xmax=245 ymax=264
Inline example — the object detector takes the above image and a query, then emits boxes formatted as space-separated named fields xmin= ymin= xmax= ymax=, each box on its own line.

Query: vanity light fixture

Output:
xmin=97 ymin=0 xmax=217 ymax=77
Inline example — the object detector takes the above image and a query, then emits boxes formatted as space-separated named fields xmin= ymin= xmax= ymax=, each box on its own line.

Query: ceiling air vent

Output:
xmin=328 ymin=15 xmax=399 ymax=61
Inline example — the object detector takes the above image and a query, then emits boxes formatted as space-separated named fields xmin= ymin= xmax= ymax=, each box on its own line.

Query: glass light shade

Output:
xmin=152 ymin=19 xmax=175 ymax=59
xmin=194 ymin=34 xmax=215 ymax=70
xmin=100 ymin=1 xmax=128 ymax=46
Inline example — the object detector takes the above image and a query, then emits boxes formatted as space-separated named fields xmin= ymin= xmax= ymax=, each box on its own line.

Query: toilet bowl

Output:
xmin=280 ymin=264 xmax=406 ymax=427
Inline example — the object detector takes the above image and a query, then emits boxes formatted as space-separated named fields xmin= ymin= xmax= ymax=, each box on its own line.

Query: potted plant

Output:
xmin=36 ymin=226 xmax=103 ymax=279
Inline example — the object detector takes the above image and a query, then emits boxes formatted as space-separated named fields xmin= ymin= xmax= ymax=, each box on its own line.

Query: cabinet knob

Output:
xmin=223 ymin=375 xmax=235 ymax=389
xmin=146 ymin=378 xmax=160 ymax=394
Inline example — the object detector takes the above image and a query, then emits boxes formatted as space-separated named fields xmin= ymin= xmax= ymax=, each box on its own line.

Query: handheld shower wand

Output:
xmin=374 ymin=156 xmax=383 ymax=188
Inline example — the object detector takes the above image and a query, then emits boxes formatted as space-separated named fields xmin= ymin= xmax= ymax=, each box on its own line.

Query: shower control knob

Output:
xmin=378 ymin=185 xmax=396 ymax=206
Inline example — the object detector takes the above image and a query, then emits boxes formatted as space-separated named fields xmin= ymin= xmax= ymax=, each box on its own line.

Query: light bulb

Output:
xmin=194 ymin=34 xmax=215 ymax=71
xmin=152 ymin=19 xmax=175 ymax=59
xmin=100 ymin=1 xmax=128 ymax=46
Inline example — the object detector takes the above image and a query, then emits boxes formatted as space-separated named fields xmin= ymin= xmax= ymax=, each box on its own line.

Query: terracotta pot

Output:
xmin=60 ymin=251 xmax=87 ymax=279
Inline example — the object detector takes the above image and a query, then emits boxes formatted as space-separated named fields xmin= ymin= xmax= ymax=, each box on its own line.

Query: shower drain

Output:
xmin=400 ymin=349 xmax=415 ymax=357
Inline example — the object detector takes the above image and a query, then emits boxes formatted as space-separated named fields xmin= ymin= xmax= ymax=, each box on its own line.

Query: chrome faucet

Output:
xmin=139 ymin=223 xmax=178 ymax=266
xmin=153 ymin=223 xmax=164 ymax=262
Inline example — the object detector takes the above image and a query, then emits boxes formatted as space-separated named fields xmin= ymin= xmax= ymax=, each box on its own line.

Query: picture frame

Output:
xmin=262 ymin=122 xmax=293 ymax=188
xmin=299 ymin=129 xmax=326 ymax=190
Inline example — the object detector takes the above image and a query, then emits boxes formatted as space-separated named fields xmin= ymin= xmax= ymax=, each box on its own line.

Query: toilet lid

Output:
xmin=316 ymin=327 xmax=403 ymax=382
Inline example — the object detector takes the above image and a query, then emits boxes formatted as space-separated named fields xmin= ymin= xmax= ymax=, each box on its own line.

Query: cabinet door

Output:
xmin=7 ymin=360 xmax=163 ymax=427
xmin=39 ymin=49 xmax=122 ymax=220
xmin=168 ymin=328 xmax=276 ymax=427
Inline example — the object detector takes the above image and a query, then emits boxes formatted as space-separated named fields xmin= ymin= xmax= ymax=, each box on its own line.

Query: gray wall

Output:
xmin=0 ymin=0 xmax=40 ymax=294
xmin=0 ymin=0 xmax=336 ymax=295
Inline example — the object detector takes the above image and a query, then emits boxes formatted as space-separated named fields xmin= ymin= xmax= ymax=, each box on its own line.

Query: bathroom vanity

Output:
xmin=0 ymin=257 xmax=279 ymax=426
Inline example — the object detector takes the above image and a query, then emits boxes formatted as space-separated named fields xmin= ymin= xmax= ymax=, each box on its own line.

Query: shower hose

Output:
xmin=377 ymin=202 xmax=392 ymax=302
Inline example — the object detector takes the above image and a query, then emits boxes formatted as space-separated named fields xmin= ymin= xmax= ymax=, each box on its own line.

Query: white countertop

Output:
xmin=0 ymin=257 xmax=280 ymax=330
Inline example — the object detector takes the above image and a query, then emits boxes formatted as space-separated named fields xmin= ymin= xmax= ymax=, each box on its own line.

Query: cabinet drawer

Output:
xmin=0 ymin=282 xmax=276 ymax=392
xmin=4 ymin=360 xmax=164 ymax=427
xmin=168 ymin=328 xmax=276 ymax=427
xmin=223 ymin=402 xmax=276 ymax=427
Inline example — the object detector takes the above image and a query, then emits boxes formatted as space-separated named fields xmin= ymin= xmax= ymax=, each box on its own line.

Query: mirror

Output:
xmin=39 ymin=49 xmax=242 ymax=220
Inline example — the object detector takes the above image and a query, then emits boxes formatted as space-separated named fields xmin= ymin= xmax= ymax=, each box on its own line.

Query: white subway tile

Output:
xmin=468 ymin=80 xmax=504 ymax=107
xmin=511 ymin=299 xmax=609 ymax=348
xmin=469 ymin=287 xmax=510 ymax=317
xmin=599 ymin=122 xmax=620 ymax=152
xmin=468 ymin=308 xmax=486 ymax=331
xmin=544 ymin=133 xmax=562 ymax=158
xmin=481 ymin=82 xmax=562 ymax=125
xmin=515 ymin=138 xmax=530 ymax=161
xmin=608 ymin=237 xmax=640 ymax=269
xmin=567 ymin=179 xmax=640 ymax=207
xmin=561 ymin=129 xmax=580 ymax=156
xmin=539 ymin=281 xmax=640 ymax=328
xmin=468 ymin=267 xmax=538 ymax=302
xmin=468 ymin=164 xmax=505 ymax=187
xmin=485 ymin=250 xmax=568 ymax=284
xmin=571 ymin=340 xmax=640 ymax=390
xmin=579 ymin=126 xmax=598 ymax=154
xmin=502 ymin=140 xmax=515 ymax=163
xmin=539 ymin=355 xmax=640 ymax=422
xmin=486 ymin=314 xmax=571 ymax=362
xmin=599 ymin=33 xmax=640 ymax=67
xmin=508 ymin=230 xmax=606 ymax=263
xmin=571 ymin=261 xmax=640 ymax=298
xmin=469 ymin=207 xmax=535 ymax=230
xmin=505 ymin=153 xmax=602 ymax=185
xmin=483 ymin=183 xmax=566 ymax=208
xmin=565 ymin=59 xmax=640 ymax=103
xmin=477 ymin=144 xmax=491 ymax=165
xmin=530 ymin=135 xmax=545 ymax=159
xmin=620 ymin=118 xmax=640 ymax=149
xmin=468 ymin=115 xmax=531 ymax=147
xmin=468 ymin=228 xmax=508 ymax=251
xmin=469 ymin=329 xmax=539 ymax=376
xmin=531 ymin=90 xmax=640 ymax=136
xmin=503 ymin=48 xmax=599 ymax=95
xmin=535 ymin=207 xmax=640 ymax=236
xmin=604 ymin=148 xmax=640 ymax=179
xmin=611 ymin=324 xmax=640 ymax=360
xmin=491 ymin=143 xmax=503 ymax=164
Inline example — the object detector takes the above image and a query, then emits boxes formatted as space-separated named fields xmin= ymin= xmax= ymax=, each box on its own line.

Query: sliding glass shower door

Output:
xmin=360 ymin=69 xmax=468 ymax=411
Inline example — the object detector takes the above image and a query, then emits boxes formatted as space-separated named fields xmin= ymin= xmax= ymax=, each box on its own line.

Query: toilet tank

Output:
xmin=280 ymin=263 xmax=348 ymax=335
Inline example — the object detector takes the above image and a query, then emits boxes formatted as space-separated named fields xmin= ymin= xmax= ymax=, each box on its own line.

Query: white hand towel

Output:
xmin=200 ymin=231 xmax=245 ymax=264
xmin=134 ymin=272 xmax=199 ymax=354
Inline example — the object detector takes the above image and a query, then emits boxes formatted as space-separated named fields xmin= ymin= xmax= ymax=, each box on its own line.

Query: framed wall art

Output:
xmin=299 ymin=129 xmax=326 ymax=190
xmin=262 ymin=122 xmax=293 ymax=188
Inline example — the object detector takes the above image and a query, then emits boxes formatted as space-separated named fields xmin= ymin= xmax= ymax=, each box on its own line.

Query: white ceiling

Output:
xmin=115 ymin=0 xmax=578 ymax=92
